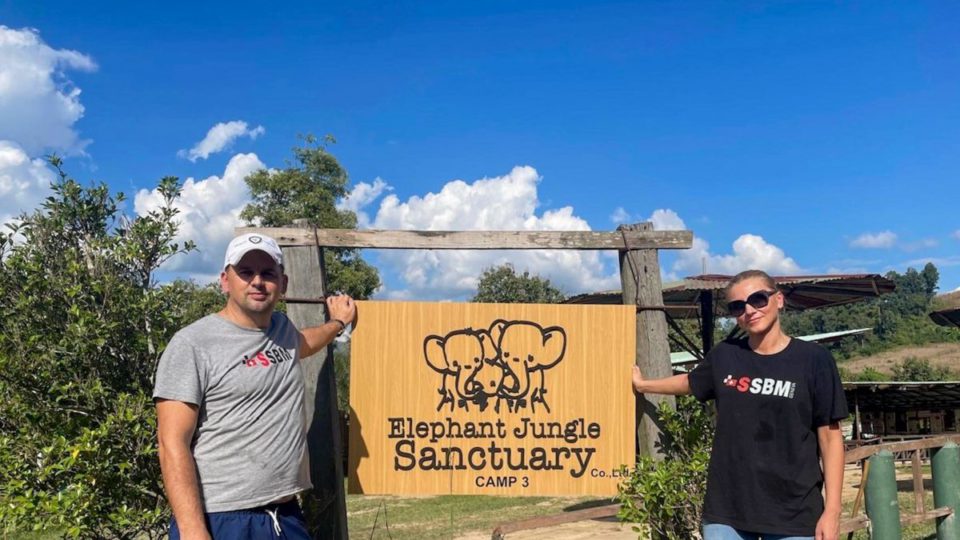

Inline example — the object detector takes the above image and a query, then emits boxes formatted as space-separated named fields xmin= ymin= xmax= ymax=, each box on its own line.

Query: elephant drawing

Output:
xmin=423 ymin=328 xmax=498 ymax=411
xmin=488 ymin=319 xmax=566 ymax=413
xmin=423 ymin=320 xmax=567 ymax=413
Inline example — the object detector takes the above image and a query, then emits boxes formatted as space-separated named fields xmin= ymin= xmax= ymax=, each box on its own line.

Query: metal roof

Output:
xmin=565 ymin=273 xmax=895 ymax=315
xmin=930 ymin=308 xmax=960 ymax=328
xmin=844 ymin=381 xmax=960 ymax=411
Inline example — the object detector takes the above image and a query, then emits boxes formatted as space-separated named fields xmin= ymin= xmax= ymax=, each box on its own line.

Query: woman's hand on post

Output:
xmin=631 ymin=365 xmax=645 ymax=393
xmin=815 ymin=509 xmax=839 ymax=540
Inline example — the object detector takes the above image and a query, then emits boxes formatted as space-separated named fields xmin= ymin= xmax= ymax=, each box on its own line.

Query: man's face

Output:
xmin=220 ymin=250 xmax=287 ymax=315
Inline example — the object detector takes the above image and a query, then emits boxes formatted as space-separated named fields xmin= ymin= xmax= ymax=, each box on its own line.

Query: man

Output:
xmin=154 ymin=233 xmax=356 ymax=540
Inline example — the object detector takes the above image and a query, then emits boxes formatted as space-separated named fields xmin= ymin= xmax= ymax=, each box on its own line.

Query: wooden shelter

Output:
xmin=566 ymin=273 xmax=896 ymax=355
xmin=845 ymin=381 xmax=960 ymax=440
xmin=930 ymin=307 xmax=960 ymax=328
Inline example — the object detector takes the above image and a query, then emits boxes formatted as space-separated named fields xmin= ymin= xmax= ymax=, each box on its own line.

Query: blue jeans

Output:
xmin=170 ymin=499 xmax=312 ymax=540
xmin=703 ymin=522 xmax=814 ymax=540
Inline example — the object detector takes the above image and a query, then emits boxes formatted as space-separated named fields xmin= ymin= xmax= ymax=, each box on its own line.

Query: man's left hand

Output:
xmin=326 ymin=294 xmax=357 ymax=330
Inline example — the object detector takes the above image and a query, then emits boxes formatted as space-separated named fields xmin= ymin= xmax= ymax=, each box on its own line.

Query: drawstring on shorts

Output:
xmin=265 ymin=507 xmax=282 ymax=537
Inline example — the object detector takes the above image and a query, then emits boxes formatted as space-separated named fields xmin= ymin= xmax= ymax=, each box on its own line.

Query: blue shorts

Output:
xmin=703 ymin=522 xmax=814 ymax=540
xmin=170 ymin=499 xmax=312 ymax=540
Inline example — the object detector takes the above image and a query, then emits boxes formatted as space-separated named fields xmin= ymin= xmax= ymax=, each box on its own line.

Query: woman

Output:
xmin=632 ymin=270 xmax=847 ymax=540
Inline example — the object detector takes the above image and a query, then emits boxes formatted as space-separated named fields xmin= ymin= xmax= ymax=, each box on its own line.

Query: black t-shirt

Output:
xmin=687 ymin=337 xmax=848 ymax=536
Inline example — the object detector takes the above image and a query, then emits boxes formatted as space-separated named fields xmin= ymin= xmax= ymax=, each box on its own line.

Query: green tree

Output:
xmin=471 ymin=264 xmax=566 ymax=303
xmin=921 ymin=262 xmax=940 ymax=298
xmin=839 ymin=366 xmax=890 ymax=382
xmin=166 ymin=279 xmax=226 ymax=325
xmin=0 ymin=159 xmax=200 ymax=539
xmin=617 ymin=396 xmax=712 ymax=539
xmin=240 ymin=135 xmax=379 ymax=299
xmin=891 ymin=357 xmax=953 ymax=381
xmin=781 ymin=263 xmax=960 ymax=360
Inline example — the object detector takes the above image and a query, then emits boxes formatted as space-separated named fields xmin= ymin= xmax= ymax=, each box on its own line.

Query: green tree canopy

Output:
xmin=0 ymin=159 xmax=213 ymax=539
xmin=891 ymin=357 xmax=954 ymax=381
xmin=240 ymin=135 xmax=379 ymax=299
xmin=471 ymin=264 xmax=566 ymax=304
xmin=921 ymin=262 xmax=940 ymax=298
xmin=781 ymin=263 xmax=960 ymax=379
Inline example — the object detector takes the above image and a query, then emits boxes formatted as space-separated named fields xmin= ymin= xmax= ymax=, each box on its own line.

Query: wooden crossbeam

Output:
xmin=845 ymin=435 xmax=960 ymax=463
xmin=491 ymin=503 xmax=621 ymax=539
xmin=236 ymin=227 xmax=693 ymax=250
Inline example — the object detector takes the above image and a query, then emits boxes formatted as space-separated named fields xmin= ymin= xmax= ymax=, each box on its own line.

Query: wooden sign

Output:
xmin=348 ymin=301 xmax=636 ymax=496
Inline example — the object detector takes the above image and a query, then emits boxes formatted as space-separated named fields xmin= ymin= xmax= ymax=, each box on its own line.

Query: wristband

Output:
xmin=331 ymin=319 xmax=347 ymax=336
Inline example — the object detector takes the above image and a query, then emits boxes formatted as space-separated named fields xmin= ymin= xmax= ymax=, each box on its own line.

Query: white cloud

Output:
xmin=900 ymin=256 xmax=960 ymax=269
xmin=682 ymin=234 xmax=801 ymax=276
xmin=0 ymin=140 xmax=55 ymax=226
xmin=850 ymin=231 xmax=897 ymax=249
xmin=135 ymin=153 xmax=265 ymax=278
xmin=179 ymin=121 xmax=265 ymax=162
xmin=826 ymin=266 xmax=870 ymax=274
xmin=952 ymin=230 xmax=960 ymax=241
xmin=649 ymin=209 xmax=801 ymax=278
xmin=338 ymin=177 xmax=392 ymax=228
xmin=360 ymin=166 xmax=621 ymax=300
xmin=901 ymin=238 xmax=939 ymax=252
xmin=648 ymin=208 xmax=686 ymax=231
xmin=824 ymin=258 xmax=880 ymax=275
xmin=0 ymin=27 xmax=94 ymax=228
xmin=610 ymin=207 xmax=631 ymax=224
xmin=0 ymin=26 xmax=96 ymax=156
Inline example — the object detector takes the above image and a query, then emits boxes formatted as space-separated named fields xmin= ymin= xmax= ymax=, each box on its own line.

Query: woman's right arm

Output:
xmin=631 ymin=365 xmax=692 ymax=395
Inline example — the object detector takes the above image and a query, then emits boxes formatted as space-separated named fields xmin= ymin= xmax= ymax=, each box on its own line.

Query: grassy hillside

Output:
xmin=933 ymin=289 xmax=960 ymax=310
xmin=839 ymin=342 xmax=960 ymax=379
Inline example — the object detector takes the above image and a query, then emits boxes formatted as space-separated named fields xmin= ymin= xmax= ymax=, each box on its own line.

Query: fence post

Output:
xmin=618 ymin=222 xmax=674 ymax=460
xmin=866 ymin=450 xmax=902 ymax=540
xmin=934 ymin=442 xmax=960 ymax=540
xmin=282 ymin=220 xmax=348 ymax=540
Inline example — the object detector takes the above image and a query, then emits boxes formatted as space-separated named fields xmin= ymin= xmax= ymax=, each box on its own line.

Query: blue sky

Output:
xmin=2 ymin=1 xmax=959 ymax=298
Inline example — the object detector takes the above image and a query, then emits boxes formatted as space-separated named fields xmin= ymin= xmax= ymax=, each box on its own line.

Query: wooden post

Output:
xmin=619 ymin=222 xmax=675 ymax=459
xmin=281 ymin=220 xmax=348 ymax=540
xmin=854 ymin=394 xmax=862 ymax=441
xmin=699 ymin=290 xmax=714 ymax=354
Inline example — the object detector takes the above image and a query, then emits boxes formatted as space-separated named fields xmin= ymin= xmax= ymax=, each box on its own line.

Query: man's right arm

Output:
xmin=156 ymin=399 xmax=211 ymax=540
xmin=631 ymin=365 xmax=692 ymax=395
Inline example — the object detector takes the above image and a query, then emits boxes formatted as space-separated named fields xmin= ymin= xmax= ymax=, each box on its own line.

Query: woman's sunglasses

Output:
xmin=726 ymin=290 xmax=779 ymax=317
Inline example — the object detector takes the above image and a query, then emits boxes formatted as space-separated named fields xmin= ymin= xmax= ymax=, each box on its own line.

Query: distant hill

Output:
xmin=840 ymin=342 xmax=960 ymax=377
xmin=933 ymin=290 xmax=960 ymax=310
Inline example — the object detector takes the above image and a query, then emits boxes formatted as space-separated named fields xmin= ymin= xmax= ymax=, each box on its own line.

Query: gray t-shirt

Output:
xmin=153 ymin=312 xmax=311 ymax=512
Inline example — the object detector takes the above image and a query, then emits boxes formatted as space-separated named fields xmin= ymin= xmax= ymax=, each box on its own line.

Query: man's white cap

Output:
xmin=223 ymin=233 xmax=284 ymax=269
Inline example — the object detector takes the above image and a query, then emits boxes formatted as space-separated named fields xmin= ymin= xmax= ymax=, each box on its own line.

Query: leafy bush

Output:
xmin=617 ymin=396 xmax=713 ymax=540
xmin=781 ymin=263 xmax=960 ymax=363
xmin=839 ymin=366 xmax=891 ymax=382
xmin=472 ymin=264 xmax=566 ymax=304
xmin=891 ymin=357 xmax=955 ymax=381
xmin=0 ymin=161 xmax=207 ymax=539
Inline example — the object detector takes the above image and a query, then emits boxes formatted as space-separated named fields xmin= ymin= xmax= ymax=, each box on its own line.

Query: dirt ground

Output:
xmin=453 ymin=464 xmax=891 ymax=539
xmin=455 ymin=516 xmax=639 ymax=540
xmin=841 ymin=342 xmax=960 ymax=376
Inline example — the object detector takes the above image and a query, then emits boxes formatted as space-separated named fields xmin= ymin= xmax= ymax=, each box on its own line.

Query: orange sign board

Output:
xmin=348 ymin=301 xmax=636 ymax=496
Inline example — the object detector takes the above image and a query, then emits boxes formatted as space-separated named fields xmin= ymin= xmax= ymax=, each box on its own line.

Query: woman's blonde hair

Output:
xmin=723 ymin=269 xmax=778 ymax=299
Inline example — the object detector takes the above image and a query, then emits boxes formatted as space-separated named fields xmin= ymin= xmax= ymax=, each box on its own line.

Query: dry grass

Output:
xmin=933 ymin=290 xmax=960 ymax=310
xmin=840 ymin=342 xmax=960 ymax=377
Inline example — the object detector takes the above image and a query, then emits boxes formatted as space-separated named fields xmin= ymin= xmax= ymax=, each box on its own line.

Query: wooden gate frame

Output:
xmin=236 ymin=222 xmax=693 ymax=539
